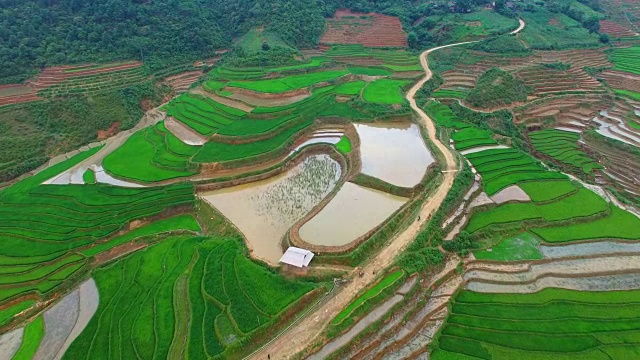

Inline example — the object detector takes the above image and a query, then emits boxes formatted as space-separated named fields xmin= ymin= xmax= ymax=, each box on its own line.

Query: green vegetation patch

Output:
xmin=64 ymin=236 xmax=315 ymax=359
xmin=474 ymin=232 xmax=543 ymax=261
xmin=423 ymin=101 xmax=471 ymax=130
xmin=432 ymin=88 xmax=468 ymax=99
xmin=614 ymin=89 xmax=640 ymax=101
xmin=466 ymin=187 xmax=609 ymax=233
xmin=0 ymin=300 xmax=36 ymax=327
xmin=237 ymin=27 xmax=294 ymax=52
xmin=335 ymin=81 xmax=366 ymax=95
xmin=519 ymin=7 xmax=600 ymax=50
xmin=227 ymin=70 xmax=349 ymax=93
xmin=12 ymin=315 xmax=45 ymax=360
xmin=529 ymin=129 xmax=602 ymax=174
xmin=165 ymin=92 xmax=246 ymax=136
xmin=466 ymin=148 xmax=567 ymax=195
xmin=466 ymin=68 xmax=529 ymax=108
xmin=531 ymin=207 xmax=640 ymax=242
xmin=363 ymin=79 xmax=409 ymax=105
xmin=519 ymin=180 xmax=577 ymax=202
xmin=335 ymin=135 xmax=352 ymax=154
xmin=81 ymin=214 xmax=201 ymax=257
xmin=82 ymin=169 xmax=96 ymax=184
xmin=103 ymin=122 xmax=200 ymax=183
xmin=432 ymin=288 xmax=640 ymax=359
xmin=610 ymin=46 xmax=640 ymax=75
xmin=0 ymin=176 xmax=194 ymax=302
xmin=452 ymin=127 xmax=497 ymax=150
xmin=331 ymin=270 xmax=403 ymax=325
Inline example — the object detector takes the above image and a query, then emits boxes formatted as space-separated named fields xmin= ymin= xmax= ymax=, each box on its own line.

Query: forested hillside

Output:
xmin=0 ymin=0 xmax=328 ymax=83
xmin=0 ymin=0 xmax=605 ymax=83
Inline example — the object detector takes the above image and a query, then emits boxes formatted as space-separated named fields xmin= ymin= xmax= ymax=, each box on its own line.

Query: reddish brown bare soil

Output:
xmin=599 ymin=70 xmax=640 ymax=93
xmin=97 ymin=122 xmax=121 ymax=141
xmin=164 ymin=71 xmax=203 ymax=93
xmin=320 ymin=9 xmax=407 ymax=48
xmin=600 ymin=20 xmax=637 ymax=38
xmin=0 ymin=61 xmax=143 ymax=107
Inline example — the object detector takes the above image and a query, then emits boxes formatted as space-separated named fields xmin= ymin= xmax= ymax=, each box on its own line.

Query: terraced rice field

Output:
xmin=452 ymin=127 xmax=497 ymax=151
xmin=362 ymin=79 xmax=409 ymax=104
xmin=324 ymin=45 xmax=422 ymax=74
xmin=0 ymin=61 xmax=145 ymax=107
xmin=529 ymin=129 xmax=602 ymax=174
xmin=320 ymin=9 xmax=407 ymax=48
xmin=102 ymin=122 xmax=200 ymax=182
xmin=432 ymin=289 xmax=640 ymax=359
xmin=63 ymin=236 xmax=316 ymax=359
xmin=466 ymin=148 xmax=567 ymax=195
xmin=610 ymin=46 xmax=640 ymax=75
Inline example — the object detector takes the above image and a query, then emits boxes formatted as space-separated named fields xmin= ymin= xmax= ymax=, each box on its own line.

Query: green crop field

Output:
xmin=452 ymin=127 xmax=497 ymax=150
xmin=610 ymin=46 xmax=640 ymax=75
xmin=82 ymin=169 xmax=96 ymax=184
xmin=0 ymin=148 xmax=195 ymax=306
xmin=423 ymin=101 xmax=471 ymax=130
xmin=362 ymin=79 xmax=409 ymax=104
xmin=336 ymin=135 xmax=352 ymax=154
xmin=12 ymin=316 xmax=44 ymax=360
xmin=103 ymin=122 xmax=200 ymax=182
xmin=331 ymin=270 xmax=404 ymax=325
xmin=529 ymin=129 xmax=602 ymax=174
xmin=531 ymin=206 xmax=640 ymax=242
xmin=466 ymin=148 xmax=567 ymax=195
xmin=432 ymin=89 xmax=468 ymax=99
xmin=432 ymin=289 xmax=640 ymax=359
xmin=466 ymin=187 xmax=609 ymax=233
xmin=165 ymin=93 xmax=246 ymax=136
xmin=473 ymin=232 xmax=543 ymax=261
xmin=335 ymin=80 xmax=366 ymax=95
xmin=227 ymin=70 xmax=349 ymax=93
xmin=63 ymin=236 xmax=315 ymax=359
xmin=519 ymin=180 xmax=578 ymax=202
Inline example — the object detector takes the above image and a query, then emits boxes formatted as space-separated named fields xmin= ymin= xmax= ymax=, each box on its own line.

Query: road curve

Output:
xmin=249 ymin=44 xmax=469 ymax=360
xmin=511 ymin=18 xmax=526 ymax=35
xmin=249 ymin=20 xmax=527 ymax=360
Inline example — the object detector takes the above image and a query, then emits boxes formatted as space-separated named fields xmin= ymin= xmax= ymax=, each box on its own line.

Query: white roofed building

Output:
xmin=280 ymin=247 xmax=314 ymax=268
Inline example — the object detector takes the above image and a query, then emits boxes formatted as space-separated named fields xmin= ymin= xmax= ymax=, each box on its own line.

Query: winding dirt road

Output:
xmin=249 ymin=45 xmax=465 ymax=360
xmin=249 ymin=20 xmax=527 ymax=360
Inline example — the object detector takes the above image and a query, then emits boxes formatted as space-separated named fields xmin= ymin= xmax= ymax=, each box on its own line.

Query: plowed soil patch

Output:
xmin=320 ymin=9 xmax=407 ymax=48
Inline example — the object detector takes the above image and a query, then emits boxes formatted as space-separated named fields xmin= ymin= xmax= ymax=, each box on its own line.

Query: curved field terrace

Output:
xmin=4 ymin=4 xmax=640 ymax=360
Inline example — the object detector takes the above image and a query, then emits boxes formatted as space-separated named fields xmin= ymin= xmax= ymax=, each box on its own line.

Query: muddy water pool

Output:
xmin=299 ymin=182 xmax=407 ymax=247
xmin=200 ymin=154 xmax=341 ymax=264
xmin=355 ymin=123 xmax=433 ymax=187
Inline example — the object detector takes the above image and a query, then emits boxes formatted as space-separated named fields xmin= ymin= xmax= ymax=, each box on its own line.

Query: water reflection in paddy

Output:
xmin=355 ymin=123 xmax=434 ymax=187
xmin=200 ymin=155 xmax=341 ymax=265
xmin=299 ymin=182 xmax=408 ymax=247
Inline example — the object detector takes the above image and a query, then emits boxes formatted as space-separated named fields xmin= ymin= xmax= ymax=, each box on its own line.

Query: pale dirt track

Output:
xmin=249 ymin=20 xmax=528 ymax=359
xmin=249 ymin=44 xmax=465 ymax=360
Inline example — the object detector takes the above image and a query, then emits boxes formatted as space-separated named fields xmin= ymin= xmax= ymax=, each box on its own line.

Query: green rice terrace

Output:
xmin=2 ymin=1 xmax=640 ymax=360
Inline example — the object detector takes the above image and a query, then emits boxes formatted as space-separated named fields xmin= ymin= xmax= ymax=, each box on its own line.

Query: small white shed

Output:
xmin=279 ymin=247 xmax=314 ymax=268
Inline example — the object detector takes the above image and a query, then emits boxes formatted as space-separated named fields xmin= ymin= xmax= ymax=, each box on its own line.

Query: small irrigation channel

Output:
xmin=200 ymin=154 xmax=341 ymax=264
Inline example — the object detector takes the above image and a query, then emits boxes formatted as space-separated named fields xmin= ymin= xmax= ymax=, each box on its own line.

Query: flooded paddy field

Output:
xmin=299 ymin=182 xmax=408 ymax=247
xmin=200 ymin=154 xmax=341 ymax=264
xmin=355 ymin=123 xmax=434 ymax=187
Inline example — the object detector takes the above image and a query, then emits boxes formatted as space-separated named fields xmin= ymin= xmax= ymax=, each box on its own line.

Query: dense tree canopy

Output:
xmin=0 ymin=0 xmax=328 ymax=83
